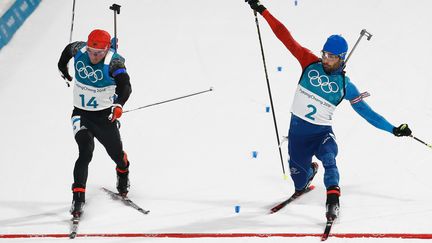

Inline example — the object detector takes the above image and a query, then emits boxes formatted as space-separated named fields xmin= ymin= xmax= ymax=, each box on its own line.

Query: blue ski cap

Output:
xmin=323 ymin=35 xmax=348 ymax=60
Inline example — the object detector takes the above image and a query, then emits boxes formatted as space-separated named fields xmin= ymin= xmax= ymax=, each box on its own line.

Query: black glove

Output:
xmin=393 ymin=124 xmax=412 ymax=137
xmin=59 ymin=66 xmax=72 ymax=81
xmin=58 ymin=66 xmax=72 ymax=87
xmin=245 ymin=0 xmax=266 ymax=14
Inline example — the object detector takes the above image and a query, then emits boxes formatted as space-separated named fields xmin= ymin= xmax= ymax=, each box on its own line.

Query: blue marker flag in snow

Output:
xmin=252 ymin=151 xmax=258 ymax=158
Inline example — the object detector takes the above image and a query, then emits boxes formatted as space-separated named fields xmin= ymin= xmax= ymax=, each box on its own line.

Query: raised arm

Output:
xmin=245 ymin=0 xmax=319 ymax=69
xmin=261 ymin=10 xmax=319 ymax=69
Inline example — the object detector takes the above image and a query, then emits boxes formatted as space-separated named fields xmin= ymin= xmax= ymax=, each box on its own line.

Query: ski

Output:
xmin=321 ymin=219 xmax=334 ymax=241
xmin=69 ymin=216 xmax=80 ymax=239
xmin=270 ymin=185 xmax=315 ymax=214
xmin=101 ymin=187 xmax=150 ymax=214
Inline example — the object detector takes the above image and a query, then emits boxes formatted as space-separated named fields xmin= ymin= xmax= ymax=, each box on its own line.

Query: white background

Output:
xmin=0 ymin=0 xmax=431 ymax=242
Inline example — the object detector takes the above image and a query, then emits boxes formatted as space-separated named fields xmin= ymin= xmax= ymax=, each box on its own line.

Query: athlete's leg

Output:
xmin=71 ymin=116 xmax=95 ymax=191
xmin=95 ymin=121 xmax=129 ymax=171
xmin=316 ymin=132 xmax=341 ymax=219
xmin=94 ymin=121 xmax=130 ymax=195
xmin=70 ymin=116 xmax=95 ymax=216
xmin=315 ymin=133 xmax=339 ymax=188
xmin=288 ymin=134 xmax=316 ymax=191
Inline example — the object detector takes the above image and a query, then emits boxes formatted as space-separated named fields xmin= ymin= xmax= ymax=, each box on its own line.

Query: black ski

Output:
xmin=101 ymin=187 xmax=150 ymax=214
xmin=69 ymin=216 xmax=80 ymax=239
xmin=321 ymin=219 xmax=334 ymax=241
xmin=270 ymin=185 xmax=315 ymax=214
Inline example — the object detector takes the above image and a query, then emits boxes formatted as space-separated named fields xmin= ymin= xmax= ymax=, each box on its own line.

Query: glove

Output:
xmin=245 ymin=0 xmax=266 ymax=14
xmin=393 ymin=124 xmax=412 ymax=137
xmin=109 ymin=104 xmax=123 ymax=122
xmin=59 ymin=66 xmax=72 ymax=87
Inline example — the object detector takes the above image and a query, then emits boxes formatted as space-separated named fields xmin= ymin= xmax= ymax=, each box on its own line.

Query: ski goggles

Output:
xmin=87 ymin=46 xmax=108 ymax=56
xmin=321 ymin=51 xmax=344 ymax=61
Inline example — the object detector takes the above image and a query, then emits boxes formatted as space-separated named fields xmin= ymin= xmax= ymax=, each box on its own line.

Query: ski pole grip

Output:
xmin=110 ymin=4 xmax=121 ymax=14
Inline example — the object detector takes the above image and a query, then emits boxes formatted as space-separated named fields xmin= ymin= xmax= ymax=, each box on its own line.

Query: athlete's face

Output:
xmin=87 ymin=46 xmax=108 ymax=64
xmin=322 ymin=51 xmax=343 ymax=74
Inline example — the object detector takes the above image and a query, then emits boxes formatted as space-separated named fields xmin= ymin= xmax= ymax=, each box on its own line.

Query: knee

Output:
xmin=75 ymin=131 xmax=94 ymax=161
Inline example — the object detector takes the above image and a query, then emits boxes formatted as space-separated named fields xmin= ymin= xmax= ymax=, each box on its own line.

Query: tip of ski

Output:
xmin=101 ymin=187 xmax=150 ymax=214
xmin=69 ymin=216 xmax=80 ymax=239
xmin=69 ymin=233 xmax=77 ymax=239
xmin=138 ymin=208 xmax=151 ymax=214
xmin=269 ymin=185 xmax=315 ymax=214
xmin=321 ymin=219 xmax=334 ymax=241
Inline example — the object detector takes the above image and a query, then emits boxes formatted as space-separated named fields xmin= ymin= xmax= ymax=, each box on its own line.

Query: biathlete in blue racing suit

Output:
xmin=246 ymin=0 xmax=412 ymax=220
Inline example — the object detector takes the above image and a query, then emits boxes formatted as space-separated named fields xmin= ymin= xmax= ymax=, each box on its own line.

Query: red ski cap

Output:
xmin=87 ymin=29 xmax=111 ymax=49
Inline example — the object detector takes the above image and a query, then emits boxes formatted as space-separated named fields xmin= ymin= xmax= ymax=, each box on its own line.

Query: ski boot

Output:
xmin=116 ymin=169 xmax=130 ymax=197
xmin=325 ymin=185 xmax=340 ymax=221
xmin=70 ymin=189 xmax=85 ymax=217
xmin=294 ymin=162 xmax=319 ymax=196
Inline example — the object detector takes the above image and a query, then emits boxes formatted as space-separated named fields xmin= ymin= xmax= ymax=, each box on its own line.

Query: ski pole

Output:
xmin=109 ymin=4 xmax=121 ymax=52
xmin=343 ymin=29 xmax=373 ymax=69
xmin=69 ymin=0 xmax=76 ymax=43
xmin=123 ymin=87 xmax=214 ymax=114
xmin=410 ymin=135 xmax=432 ymax=149
xmin=65 ymin=0 xmax=77 ymax=88
xmin=252 ymin=11 xmax=287 ymax=178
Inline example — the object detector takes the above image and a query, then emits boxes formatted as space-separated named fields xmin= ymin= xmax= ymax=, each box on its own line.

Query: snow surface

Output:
xmin=0 ymin=0 xmax=432 ymax=242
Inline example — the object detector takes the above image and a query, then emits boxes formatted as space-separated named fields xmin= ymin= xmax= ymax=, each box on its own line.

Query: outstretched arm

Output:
xmin=351 ymin=99 xmax=395 ymax=133
xmin=345 ymin=80 xmax=395 ymax=134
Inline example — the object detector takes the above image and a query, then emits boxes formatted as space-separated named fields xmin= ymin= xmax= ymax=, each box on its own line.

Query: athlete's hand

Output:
xmin=109 ymin=104 xmax=123 ymax=122
xmin=245 ymin=0 xmax=266 ymax=14
xmin=393 ymin=124 xmax=412 ymax=137
xmin=58 ymin=66 xmax=72 ymax=87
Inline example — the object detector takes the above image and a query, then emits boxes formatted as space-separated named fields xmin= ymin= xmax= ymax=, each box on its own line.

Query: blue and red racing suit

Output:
xmin=261 ymin=10 xmax=396 ymax=190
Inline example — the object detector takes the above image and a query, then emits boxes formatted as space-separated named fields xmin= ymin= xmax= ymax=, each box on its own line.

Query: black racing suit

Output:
xmin=58 ymin=42 xmax=132 ymax=191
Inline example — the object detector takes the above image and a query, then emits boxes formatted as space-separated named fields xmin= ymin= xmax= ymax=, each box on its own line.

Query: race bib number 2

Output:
xmin=305 ymin=104 xmax=317 ymax=121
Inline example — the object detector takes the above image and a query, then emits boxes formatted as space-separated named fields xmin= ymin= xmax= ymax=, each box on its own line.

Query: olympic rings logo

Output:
xmin=307 ymin=70 xmax=339 ymax=93
xmin=76 ymin=61 xmax=103 ymax=83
